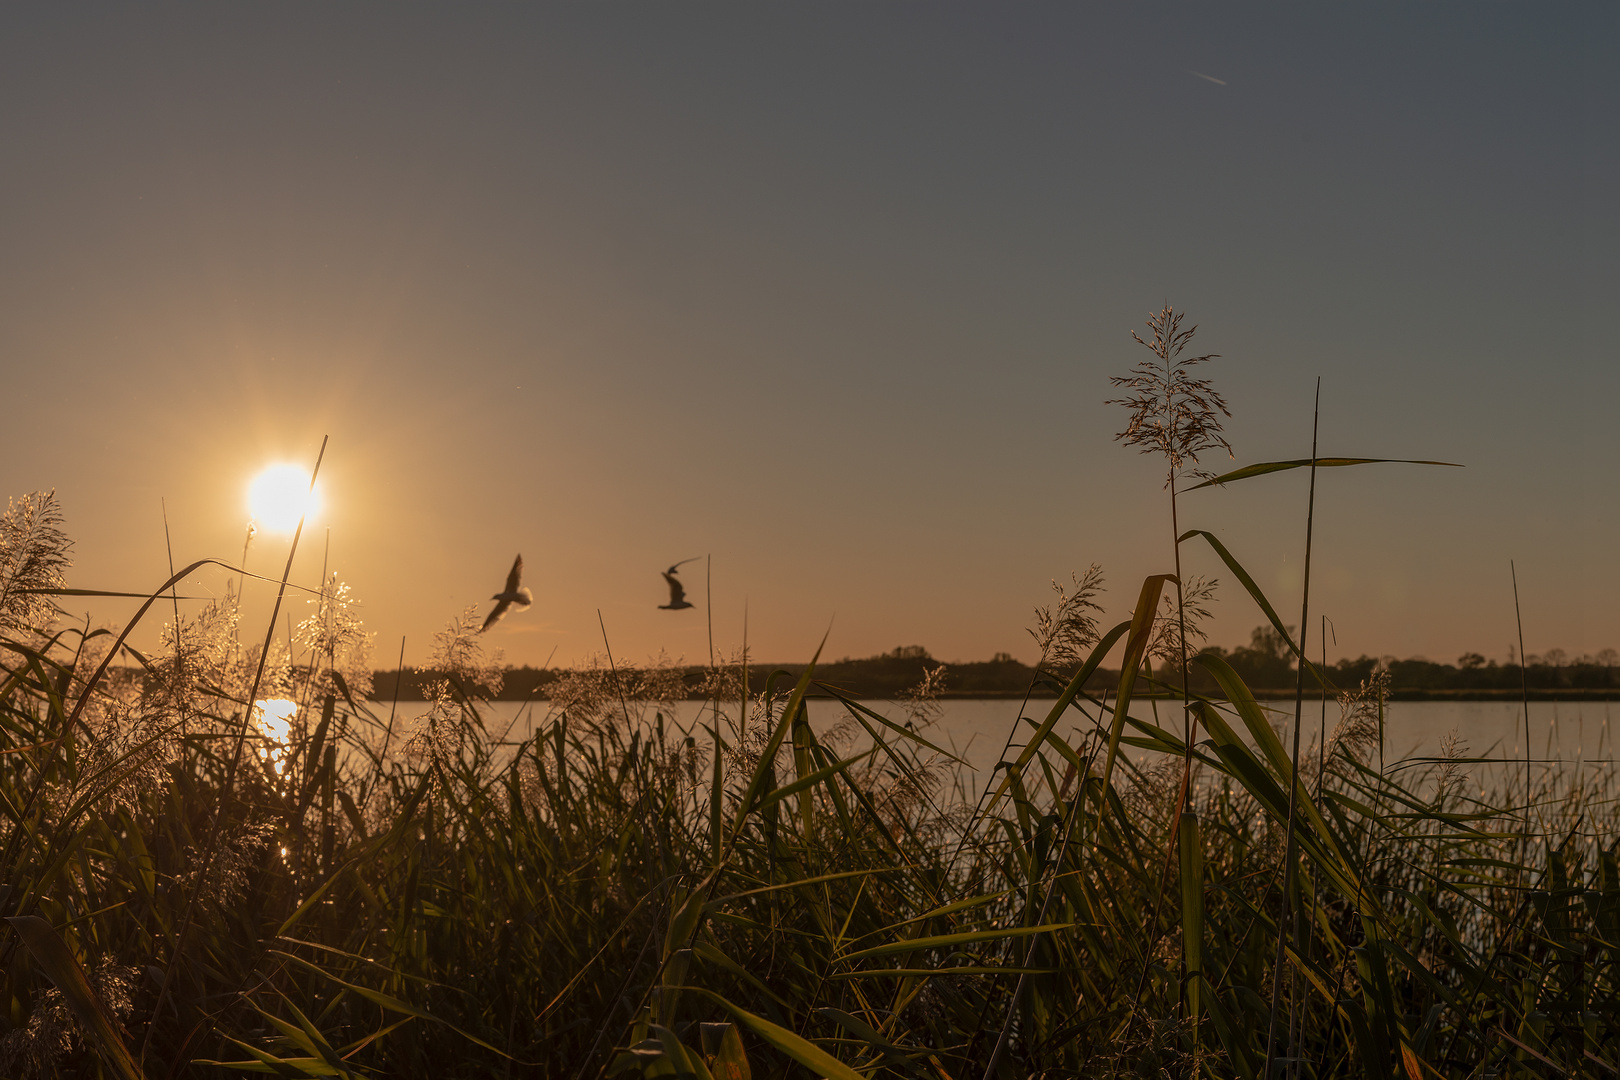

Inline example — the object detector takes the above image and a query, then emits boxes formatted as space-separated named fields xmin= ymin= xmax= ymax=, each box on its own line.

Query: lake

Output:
xmin=369 ymin=696 xmax=1617 ymax=793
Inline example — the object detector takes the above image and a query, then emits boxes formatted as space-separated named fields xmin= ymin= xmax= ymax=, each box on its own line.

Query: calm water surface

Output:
xmin=376 ymin=697 xmax=1617 ymax=791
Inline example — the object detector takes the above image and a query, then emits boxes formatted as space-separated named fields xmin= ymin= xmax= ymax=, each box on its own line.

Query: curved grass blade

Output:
xmin=839 ymin=923 xmax=1072 ymax=965
xmin=1187 ymin=457 xmax=1462 ymax=491
xmin=824 ymin=693 xmax=966 ymax=764
xmin=252 ymin=992 xmax=358 ymax=1078
xmin=732 ymin=634 xmax=827 ymax=832
xmin=689 ymin=988 xmax=866 ymax=1080
xmin=816 ymin=1008 xmax=929 ymax=1077
xmin=195 ymin=1041 xmax=348 ymax=1076
xmin=711 ymin=869 xmax=884 ymax=905
xmin=1099 ymin=576 xmax=1174 ymax=799
xmin=750 ymin=747 xmax=877 ymax=818
xmin=270 ymin=951 xmax=530 ymax=1064
xmin=1178 ymin=530 xmax=1303 ymax=661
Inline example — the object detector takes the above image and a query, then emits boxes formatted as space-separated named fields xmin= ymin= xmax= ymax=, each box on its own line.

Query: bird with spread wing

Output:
xmin=658 ymin=558 xmax=699 ymax=610
xmin=481 ymin=554 xmax=533 ymax=632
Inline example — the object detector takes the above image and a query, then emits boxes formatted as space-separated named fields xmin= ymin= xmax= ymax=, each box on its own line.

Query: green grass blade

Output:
xmin=1178 ymin=530 xmax=1303 ymax=660
xmin=689 ymin=989 xmax=867 ymax=1080
xmin=1179 ymin=810 xmax=1205 ymax=1020
xmin=839 ymin=924 xmax=1072 ymax=965
xmin=1099 ymin=576 xmax=1173 ymax=799
xmin=732 ymin=635 xmax=826 ymax=832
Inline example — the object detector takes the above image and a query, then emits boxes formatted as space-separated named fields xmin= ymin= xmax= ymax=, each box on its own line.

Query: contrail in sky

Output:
xmin=1191 ymin=71 xmax=1228 ymax=86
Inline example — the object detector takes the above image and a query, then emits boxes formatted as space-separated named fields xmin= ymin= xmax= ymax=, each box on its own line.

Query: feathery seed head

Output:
xmin=0 ymin=490 xmax=71 ymax=637
xmin=1107 ymin=306 xmax=1233 ymax=486
xmin=1028 ymin=565 xmax=1106 ymax=670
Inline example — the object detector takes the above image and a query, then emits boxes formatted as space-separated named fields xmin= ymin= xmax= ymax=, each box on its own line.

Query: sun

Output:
xmin=248 ymin=464 xmax=321 ymax=533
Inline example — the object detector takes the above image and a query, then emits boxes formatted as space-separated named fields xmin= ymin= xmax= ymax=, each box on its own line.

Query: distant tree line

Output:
xmin=1196 ymin=626 xmax=1619 ymax=697
xmin=371 ymin=631 xmax=1619 ymax=702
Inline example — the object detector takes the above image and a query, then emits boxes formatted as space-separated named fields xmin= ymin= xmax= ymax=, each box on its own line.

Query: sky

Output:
xmin=0 ymin=4 xmax=1615 ymax=673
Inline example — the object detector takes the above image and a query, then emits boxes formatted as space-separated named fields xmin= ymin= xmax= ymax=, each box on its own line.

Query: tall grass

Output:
xmin=0 ymin=474 xmax=1614 ymax=1079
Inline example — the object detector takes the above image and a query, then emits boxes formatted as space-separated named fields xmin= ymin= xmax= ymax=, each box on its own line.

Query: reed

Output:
xmin=0 ymin=425 xmax=1608 ymax=1078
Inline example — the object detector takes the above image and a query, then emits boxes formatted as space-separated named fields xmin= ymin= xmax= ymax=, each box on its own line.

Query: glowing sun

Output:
xmin=248 ymin=464 xmax=321 ymax=533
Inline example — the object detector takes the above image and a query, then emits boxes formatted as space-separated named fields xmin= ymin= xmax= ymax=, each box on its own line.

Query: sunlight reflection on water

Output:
xmin=251 ymin=698 xmax=298 ymax=774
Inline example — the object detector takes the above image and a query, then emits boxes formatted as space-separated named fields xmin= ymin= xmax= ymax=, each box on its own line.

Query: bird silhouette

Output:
xmin=659 ymin=558 xmax=700 ymax=610
xmin=481 ymin=554 xmax=533 ymax=632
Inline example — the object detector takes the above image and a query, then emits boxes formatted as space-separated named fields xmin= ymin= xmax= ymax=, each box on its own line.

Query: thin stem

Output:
xmin=1295 ymin=615 xmax=1332 ymax=1070
xmin=1264 ymin=380 xmax=1319 ymax=1080
xmin=1168 ymin=465 xmax=1203 ymax=1032
xmin=1171 ymin=473 xmax=1192 ymax=751
xmin=1511 ymin=561 xmax=1531 ymax=872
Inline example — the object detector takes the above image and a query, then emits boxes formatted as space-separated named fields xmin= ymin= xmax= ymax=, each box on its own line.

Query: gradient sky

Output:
xmin=1 ymin=4 xmax=1615 ymax=672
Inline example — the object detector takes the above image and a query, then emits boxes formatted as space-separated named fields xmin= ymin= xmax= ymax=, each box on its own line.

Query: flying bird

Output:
xmin=658 ymin=558 xmax=700 ymax=611
xmin=481 ymin=554 xmax=533 ymax=632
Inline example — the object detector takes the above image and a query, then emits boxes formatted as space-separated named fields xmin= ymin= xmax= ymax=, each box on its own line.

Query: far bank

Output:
xmin=370 ymin=636 xmax=1620 ymax=702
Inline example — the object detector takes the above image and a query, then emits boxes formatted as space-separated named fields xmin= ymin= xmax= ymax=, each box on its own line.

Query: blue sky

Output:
xmin=0 ymin=4 xmax=1614 ymax=669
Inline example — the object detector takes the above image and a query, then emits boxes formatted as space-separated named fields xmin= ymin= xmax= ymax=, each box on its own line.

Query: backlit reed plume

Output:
xmin=294 ymin=572 xmax=376 ymax=698
xmin=1330 ymin=669 xmax=1389 ymax=764
xmin=148 ymin=588 xmax=273 ymax=709
xmin=405 ymin=605 xmax=506 ymax=762
xmin=424 ymin=604 xmax=506 ymax=697
xmin=1027 ymin=564 xmax=1105 ymax=671
xmin=0 ymin=490 xmax=71 ymax=638
xmin=897 ymin=661 xmax=949 ymax=729
xmin=544 ymin=650 xmax=688 ymax=728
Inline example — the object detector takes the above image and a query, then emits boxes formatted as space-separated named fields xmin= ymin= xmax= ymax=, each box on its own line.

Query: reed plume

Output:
xmin=1108 ymin=307 xmax=1232 ymax=487
xmin=0 ymin=490 xmax=71 ymax=637
xmin=1028 ymin=564 xmax=1105 ymax=671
